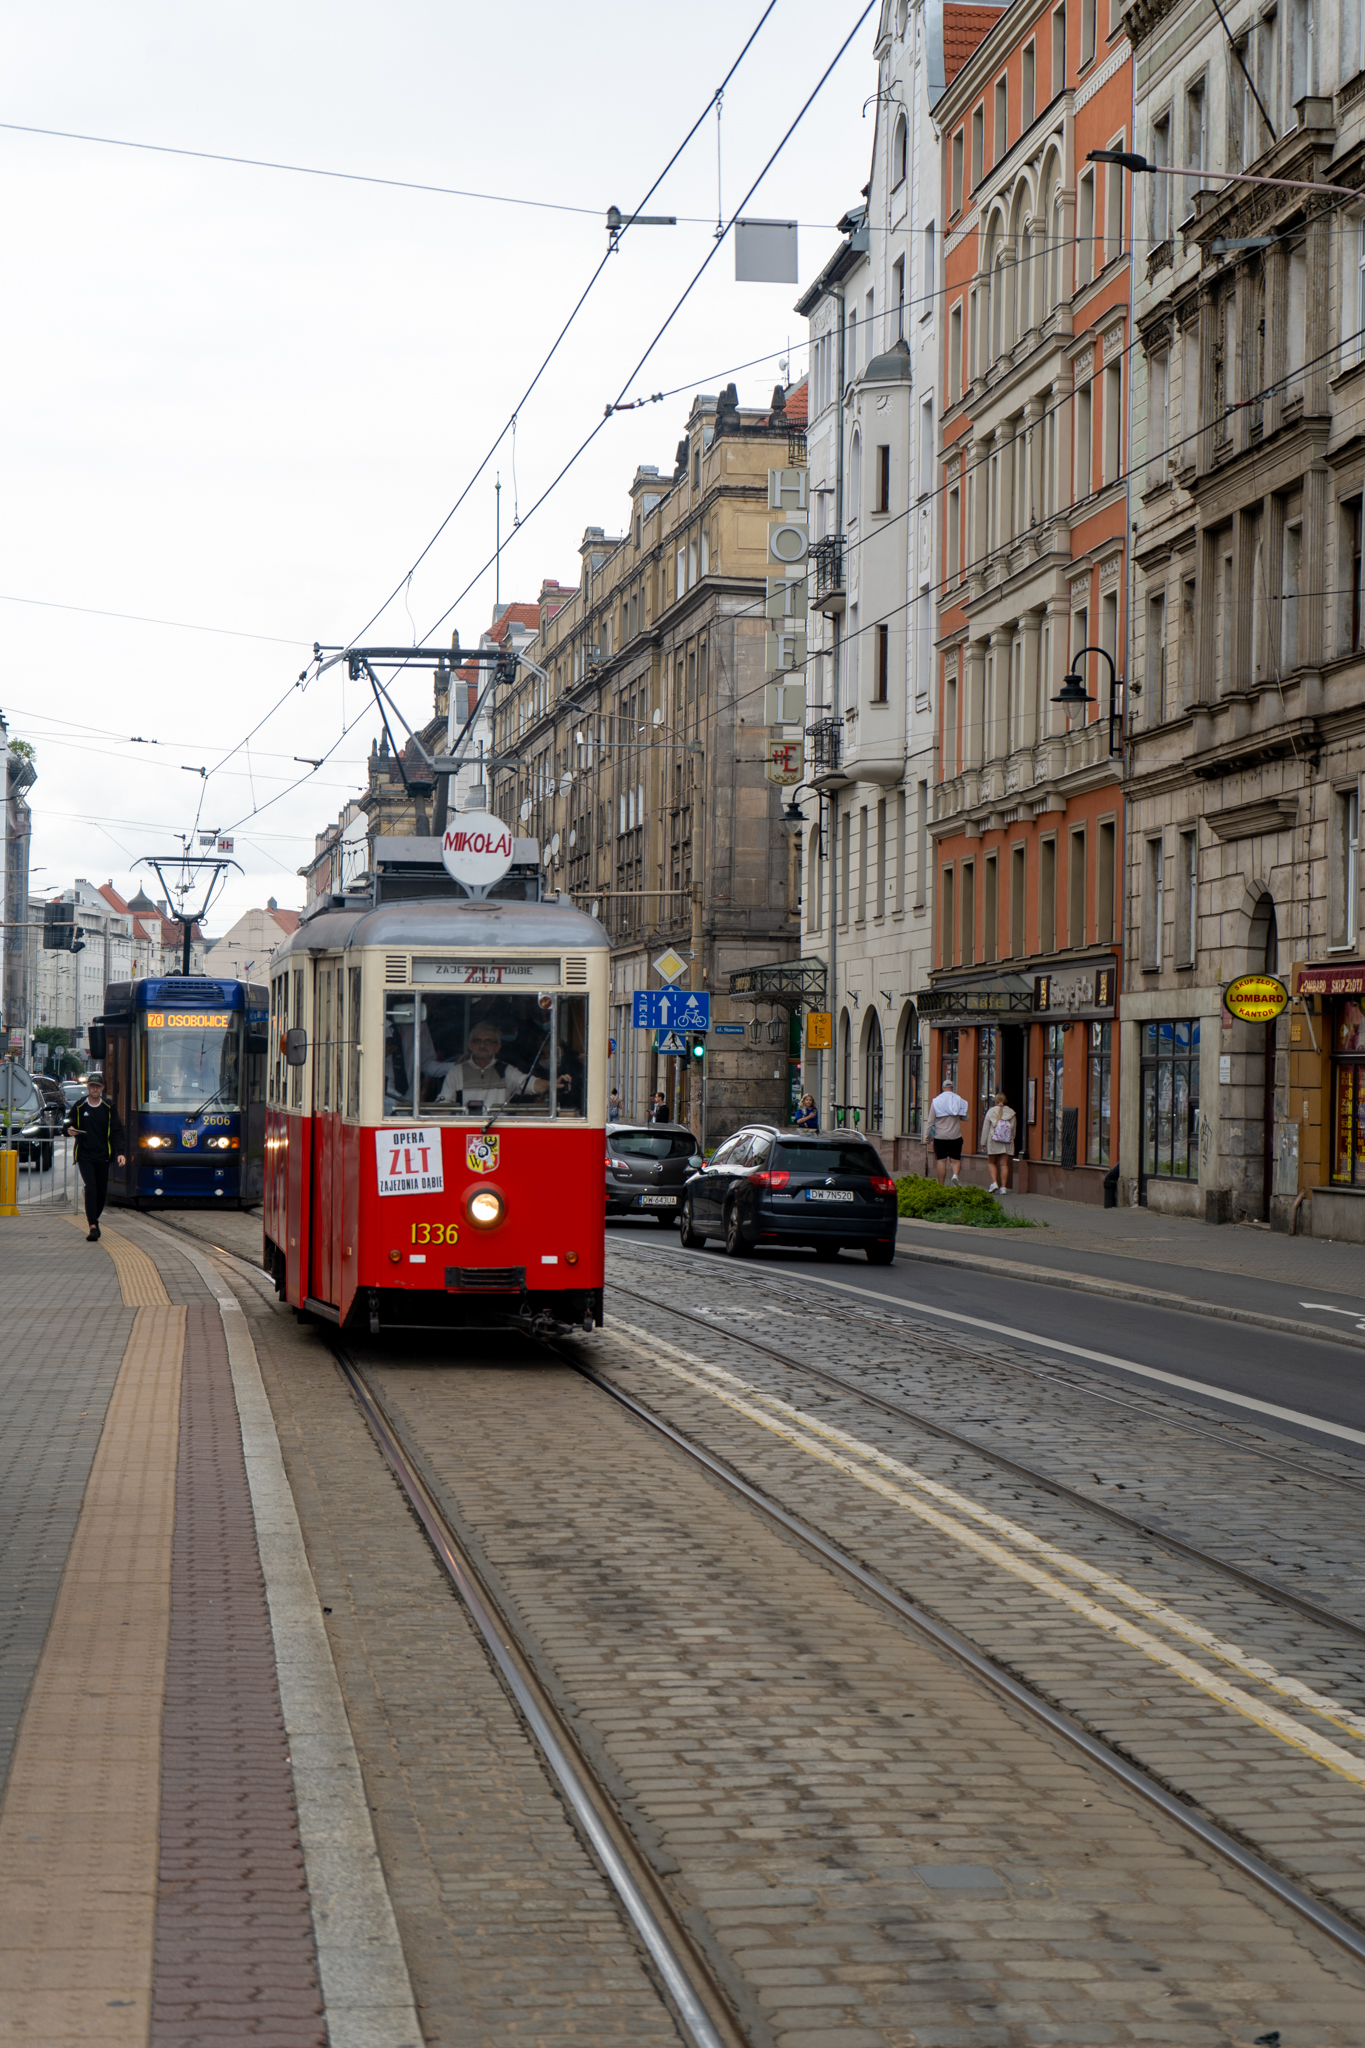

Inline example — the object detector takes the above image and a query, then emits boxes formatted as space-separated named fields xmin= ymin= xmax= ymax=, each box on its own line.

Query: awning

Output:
xmin=1295 ymin=962 xmax=1365 ymax=998
xmin=917 ymin=976 xmax=1034 ymax=1019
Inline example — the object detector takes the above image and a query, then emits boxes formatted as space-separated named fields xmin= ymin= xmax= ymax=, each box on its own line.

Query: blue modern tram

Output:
xmin=91 ymin=976 xmax=268 ymax=1207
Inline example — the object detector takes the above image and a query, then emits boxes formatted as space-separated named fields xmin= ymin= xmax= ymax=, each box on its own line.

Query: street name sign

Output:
xmin=632 ymin=989 xmax=711 ymax=1031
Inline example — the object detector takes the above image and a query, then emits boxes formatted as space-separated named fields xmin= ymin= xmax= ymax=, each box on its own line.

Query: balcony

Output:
xmin=810 ymin=535 xmax=846 ymax=613
xmin=809 ymin=717 xmax=847 ymax=790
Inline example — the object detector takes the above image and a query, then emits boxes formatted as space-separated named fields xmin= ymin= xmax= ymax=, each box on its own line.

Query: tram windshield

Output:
xmin=384 ymin=991 xmax=587 ymax=1118
xmin=140 ymin=1010 xmax=241 ymax=1111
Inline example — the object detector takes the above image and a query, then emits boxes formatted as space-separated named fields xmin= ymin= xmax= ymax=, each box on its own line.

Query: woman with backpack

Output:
xmin=981 ymin=1088 xmax=1018 ymax=1194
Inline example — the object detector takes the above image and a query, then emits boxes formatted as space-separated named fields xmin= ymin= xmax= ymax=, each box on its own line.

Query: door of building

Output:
xmin=1001 ymin=1025 xmax=1026 ymax=1155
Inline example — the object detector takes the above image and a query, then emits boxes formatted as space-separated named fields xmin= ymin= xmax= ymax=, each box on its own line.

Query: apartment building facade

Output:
xmin=795 ymin=0 xmax=972 ymax=1164
xmin=931 ymin=0 xmax=1132 ymax=1198
xmin=1126 ymin=0 xmax=1365 ymax=1235
xmin=489 ymin=389 xmax=808 ymax=1141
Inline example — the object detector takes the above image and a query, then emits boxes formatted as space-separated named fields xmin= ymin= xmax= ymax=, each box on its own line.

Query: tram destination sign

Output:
xmin=376 ymin=1126 xmax=445 ymax=1197
xmin=413 ymin=957 xmax=560 ymax=985
xmin=145 ymin=1011 xmax=231 ymax=1029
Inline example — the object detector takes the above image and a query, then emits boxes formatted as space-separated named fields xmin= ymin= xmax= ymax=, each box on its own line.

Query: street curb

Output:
xmin=892 ymin=1221 xmax=1365 ymax=1350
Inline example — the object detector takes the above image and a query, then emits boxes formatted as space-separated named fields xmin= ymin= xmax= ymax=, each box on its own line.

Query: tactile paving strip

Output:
xmin=0 ymin=1304 xmax=185 ymax=2042
xmin=68 ymin=1216 xmax=171 ymax=1308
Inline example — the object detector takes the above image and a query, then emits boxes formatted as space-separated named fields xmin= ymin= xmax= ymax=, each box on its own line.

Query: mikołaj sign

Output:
xmin=442 ymin=814 xmax=514 ymax=889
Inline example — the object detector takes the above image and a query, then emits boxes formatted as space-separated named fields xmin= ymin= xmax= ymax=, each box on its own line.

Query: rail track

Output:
xmin=148 ymin=1217 xmax=1365 ymax=1986
xmin=606 ymin=1274 xmax=1365 ymax=1646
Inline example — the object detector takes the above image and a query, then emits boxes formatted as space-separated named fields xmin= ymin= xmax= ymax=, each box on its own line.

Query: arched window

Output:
xmin=896 ymin=1004 xmax=921 ymax=1134
xmin=892 ymin=113 xmax=908 ymax=190
xmin=839 ymin=1007 xmax=854 ymax=1123
xmin=864 ymin=1012 xmax=885 ymax=1133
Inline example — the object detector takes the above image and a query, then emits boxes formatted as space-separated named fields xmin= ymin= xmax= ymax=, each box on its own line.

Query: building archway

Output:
xmin=861 ymin=1008 xmax=884 ymax=1135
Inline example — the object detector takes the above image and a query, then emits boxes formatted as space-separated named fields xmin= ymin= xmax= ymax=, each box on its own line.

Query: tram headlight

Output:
xmin=463 ymin=1184 xmax=506 ymax=1231
xmin=206 ymin=1136 xmax=239 ymax=1150
xmin=142 ymin=1135 xmax=172 ymax=1149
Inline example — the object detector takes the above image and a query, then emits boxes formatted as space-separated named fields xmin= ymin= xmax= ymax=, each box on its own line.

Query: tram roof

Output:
xmin=269 ymin=893 xmax=610 ymax=965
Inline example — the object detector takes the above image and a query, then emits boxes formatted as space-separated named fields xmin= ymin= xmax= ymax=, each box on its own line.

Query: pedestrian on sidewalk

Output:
xmin=608 ymin=1087 xmax=622 ymax=1121
xmin=63 ymin=1074 xmax=125 ymax=1241
xmin=650 ymin=1090 xmax=669 ymax=1124
xmin=794 ymin=1092 xmax=819 ymax=1132
xmin=926 ymin=1083 xmax=970 ymax=1185
xmin=982 ymin=1089 xmax=1018 ymax=1193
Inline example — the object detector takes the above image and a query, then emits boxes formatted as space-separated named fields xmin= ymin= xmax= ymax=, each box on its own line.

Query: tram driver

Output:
xmin=435 ymin=1016 xmax=569 ymax=1112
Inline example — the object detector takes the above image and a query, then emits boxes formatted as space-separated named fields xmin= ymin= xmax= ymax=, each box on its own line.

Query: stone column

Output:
xmin=997 ymin=418 xmax=1017 ymax=551
xmin=1023 ymin=395 xmax=1045 ymax=538
xmin=987 ymin=628 xmax=1013 ymax=761
xmin=1044 ymin=599 xmax=1069 ymax=736
xmin=963 ymin=638 xmax=987 ymax=770
xmin=1019 ymin=610 xmax=1043 ymax=750
xmin=1301 ymin=459 xmax=1330 ymax=670
xmin=1306 ymin=209 xmax=1331 ymax=417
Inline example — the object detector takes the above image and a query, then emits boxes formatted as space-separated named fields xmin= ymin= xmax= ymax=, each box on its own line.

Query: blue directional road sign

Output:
xmin=632 ymin=988 xmax=711 ymax=1032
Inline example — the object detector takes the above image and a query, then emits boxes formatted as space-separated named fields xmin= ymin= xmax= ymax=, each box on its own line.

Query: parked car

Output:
xmin=0 ymin=1065 xmax=62 ymax=1170
xmin=605 ymin=1122 xmax=704 ymax=1223
xmin=33 ymin=1074 xmax=66 ymax=1118
xmin=678 ymin=1125 xmax=898 ymax=1263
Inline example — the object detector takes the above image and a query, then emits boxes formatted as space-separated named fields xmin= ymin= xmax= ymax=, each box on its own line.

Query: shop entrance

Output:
xmin=1001 ymin=1025 xmax=1027 ymax=1156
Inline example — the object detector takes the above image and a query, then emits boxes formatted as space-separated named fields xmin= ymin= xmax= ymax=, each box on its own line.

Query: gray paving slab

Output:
xmin=0 ymin=1209 xmax=133 ymax=1798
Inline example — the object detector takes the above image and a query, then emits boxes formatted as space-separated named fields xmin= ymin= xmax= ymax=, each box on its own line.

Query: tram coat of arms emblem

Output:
xmin=181 ymin=1129 xmax=199 ymax=1148
xmin=466 ymin=1133 xmax=499 ymax=1175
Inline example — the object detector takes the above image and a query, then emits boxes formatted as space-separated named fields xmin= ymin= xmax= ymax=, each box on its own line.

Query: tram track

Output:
xmin=147 ymin=1217 xmax=1365 ymax=1984
xmin=606 ymin=1274 xmax=1365 ymax=1648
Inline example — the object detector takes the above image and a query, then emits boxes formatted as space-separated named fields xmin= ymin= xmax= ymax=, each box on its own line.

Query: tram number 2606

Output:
xmin=411 ymin=1222 xmax=460 ymax=1245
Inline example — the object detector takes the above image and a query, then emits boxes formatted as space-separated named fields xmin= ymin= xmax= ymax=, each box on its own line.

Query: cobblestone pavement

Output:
xmin=362 ymin=1343 xmax=1365 ymax=2047
xmin=227 ymin=1258 xmax=688 ymax=2047
xmin=602 ymin=1240 xmax=1365 ymax=1923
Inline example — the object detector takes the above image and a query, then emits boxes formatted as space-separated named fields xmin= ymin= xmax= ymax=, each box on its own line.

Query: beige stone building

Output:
xmin=489 ymin=386 xmax=809 ymax=1138
xmin=1126 ymin=0 xmax=1365 ymax=1236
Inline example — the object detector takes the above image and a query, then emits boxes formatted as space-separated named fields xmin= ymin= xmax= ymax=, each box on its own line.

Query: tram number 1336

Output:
xmin=411 ymin=1222 xmax=460 ymax=1245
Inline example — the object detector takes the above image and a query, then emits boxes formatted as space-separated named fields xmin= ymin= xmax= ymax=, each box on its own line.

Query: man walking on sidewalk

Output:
xmin=926 ymin=1082 xmax=970 ymax=1186
xmin=63 ymin=1075 xmax=125 ymax=1241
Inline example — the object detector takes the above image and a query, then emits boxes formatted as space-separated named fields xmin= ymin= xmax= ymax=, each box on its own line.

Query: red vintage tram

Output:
xmin=262 ymin=834 xmax=608 ymax=1334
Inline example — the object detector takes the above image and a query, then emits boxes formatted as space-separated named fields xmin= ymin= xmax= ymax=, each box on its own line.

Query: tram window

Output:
xmin=383 ymin=990 xmax=588 ymax=1118
xmin=347 ymin=967 xmax=362 ymax=1117
xmin=333 ymin=967 xmax=345 ymax=1112
xmin=140 ymin=1013 xmax=241 ymax=1110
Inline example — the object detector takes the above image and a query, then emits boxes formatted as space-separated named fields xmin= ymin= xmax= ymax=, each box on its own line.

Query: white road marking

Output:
xmin=613 ymin=1321 xmax=1365 ymax=1789
xmin=1302 ymin=1303 xmax=1365 ymax=1329
xmin=717 ymin=1265 xmax=1365 ymax=1450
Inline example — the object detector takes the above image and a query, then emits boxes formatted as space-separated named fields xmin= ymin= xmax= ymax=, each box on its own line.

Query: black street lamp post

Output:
xmin=1051 ymin=644 xmax=1129 ymax=759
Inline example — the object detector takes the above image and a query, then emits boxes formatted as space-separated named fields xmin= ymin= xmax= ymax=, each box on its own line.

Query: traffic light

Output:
xmin=689 ymin=1034 xmax=705 ymax=1063
xmin=71 ymin=926 xmax=86 ymax=954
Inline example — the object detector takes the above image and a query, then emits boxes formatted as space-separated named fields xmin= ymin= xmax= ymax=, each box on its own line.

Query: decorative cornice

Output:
xmin=1075 ymin=43 xmax=1129 ymax=112
xmin=945 ymin=208 xmax=978 ymax=259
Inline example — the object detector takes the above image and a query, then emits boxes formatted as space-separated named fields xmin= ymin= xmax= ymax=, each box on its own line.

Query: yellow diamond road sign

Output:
xmin=652 ymin=947 xmax=689 ymax=986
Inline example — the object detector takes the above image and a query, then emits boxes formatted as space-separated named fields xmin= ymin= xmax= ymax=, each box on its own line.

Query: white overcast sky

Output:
xmin=2 ymin=1 xmax=877 ymax=934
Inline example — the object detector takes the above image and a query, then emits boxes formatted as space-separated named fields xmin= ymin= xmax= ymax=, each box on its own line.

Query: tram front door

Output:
xmin=307 ymin=962 xmax=345 ymax=1306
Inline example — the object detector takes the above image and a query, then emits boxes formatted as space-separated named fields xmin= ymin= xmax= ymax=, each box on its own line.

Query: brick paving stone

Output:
xmin=0 ymin=1212 xmax=133 ymax=1799
xmin=150 ymin=1300 xmax=324 ymax=2046
xmin=235 ymin=1280 xmax=686 ymax=2048
xmin=368 ymin=1355 xmax=1365 ymax=2047
xmin=600 ymin=1240 xmax=1365 ymax=1931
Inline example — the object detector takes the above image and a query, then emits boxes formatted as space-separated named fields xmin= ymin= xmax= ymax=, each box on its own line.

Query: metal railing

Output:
xmin=808 ymin=717 xmax=844 ymax=777
xmin=12 ymin=1131 xmax=75 ymax=1209
xmin=810 ymin=535 xmax=845 ymax=605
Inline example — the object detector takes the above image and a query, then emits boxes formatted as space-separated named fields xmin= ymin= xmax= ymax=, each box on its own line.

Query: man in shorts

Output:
xmin=927 ymin=1084 xmax=970 ymax=1185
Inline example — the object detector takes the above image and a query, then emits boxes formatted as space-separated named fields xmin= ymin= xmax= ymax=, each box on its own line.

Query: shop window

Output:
xmin=898 ymin=1007 xmax=921 ymax=1133
xmin=1140 ymin=1019 xmax=1200 ymax=1179
xmin=865 ymin=1014 xmax=884 ymax=1133
xmin=941 ymin=1027 xmax=960 ymax=1092
xmin=1042 ymin=1022 xmax=1065 ymax=1158
xmin=1332 ymin=1000 xmax=1365 ymax=1184
xmin=1086 ymin=1020 xmax=1112 ymax=1166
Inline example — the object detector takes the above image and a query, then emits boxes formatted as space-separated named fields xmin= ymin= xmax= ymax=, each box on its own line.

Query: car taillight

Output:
xmin=607 ymin=1158 xmax=632 ymax=1172
xmin=751 ymin=1170 xmax=790 ymax=1189
xmin=870 ymin=1175 xmax=896 ymax=1194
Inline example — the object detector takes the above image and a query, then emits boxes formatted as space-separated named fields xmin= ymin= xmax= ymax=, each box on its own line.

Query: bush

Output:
xmin=895 ymin=1174 xmax=1038 ymax=1228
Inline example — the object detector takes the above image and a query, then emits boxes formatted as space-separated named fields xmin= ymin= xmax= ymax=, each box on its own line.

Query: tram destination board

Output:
xmin=413 ymin=958 xmax=560 ymax=985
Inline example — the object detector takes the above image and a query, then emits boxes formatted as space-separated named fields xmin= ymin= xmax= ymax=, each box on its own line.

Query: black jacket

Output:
xmin=67 ymin=1096 xmax=123 ymax=1162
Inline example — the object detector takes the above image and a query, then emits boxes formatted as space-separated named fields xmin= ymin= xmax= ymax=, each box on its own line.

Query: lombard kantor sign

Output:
xmin=1224 ymin=973 xmax=1290 ymax=1023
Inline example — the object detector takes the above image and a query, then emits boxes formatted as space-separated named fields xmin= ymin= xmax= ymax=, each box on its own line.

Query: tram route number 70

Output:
xmin=411 ymin=1221 xmax=459 ymax=1245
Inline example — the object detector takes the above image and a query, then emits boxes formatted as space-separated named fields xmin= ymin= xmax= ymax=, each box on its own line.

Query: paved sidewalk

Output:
xmin=898 ymin=1187 xmax=1365 ymax=1319
xmin=0 ymin=1208 xmax=416 ymax=2046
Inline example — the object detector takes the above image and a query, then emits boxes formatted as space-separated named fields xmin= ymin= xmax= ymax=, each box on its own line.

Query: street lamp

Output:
xmin=1051 ymin=644 xmax=1130 ymax=758
xmin=1087 ymin=147 xmax=1360 ymax=201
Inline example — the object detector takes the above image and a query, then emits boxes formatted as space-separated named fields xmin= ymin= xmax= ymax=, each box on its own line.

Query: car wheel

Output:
xmin=723 ymin=1202 xmax=753 ymax=1258
xmin=813 ymin=1242 xmax=840 ymax=1261
xmin=678 ymin=1201 xmax=706 ymax=1249
xmin=865 ymin=1242 xmax=895 ymax=1266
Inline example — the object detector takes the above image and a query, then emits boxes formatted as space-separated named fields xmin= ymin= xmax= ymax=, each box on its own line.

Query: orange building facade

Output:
xmin=929 ymin=0 xmax=1131 ymax=1198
